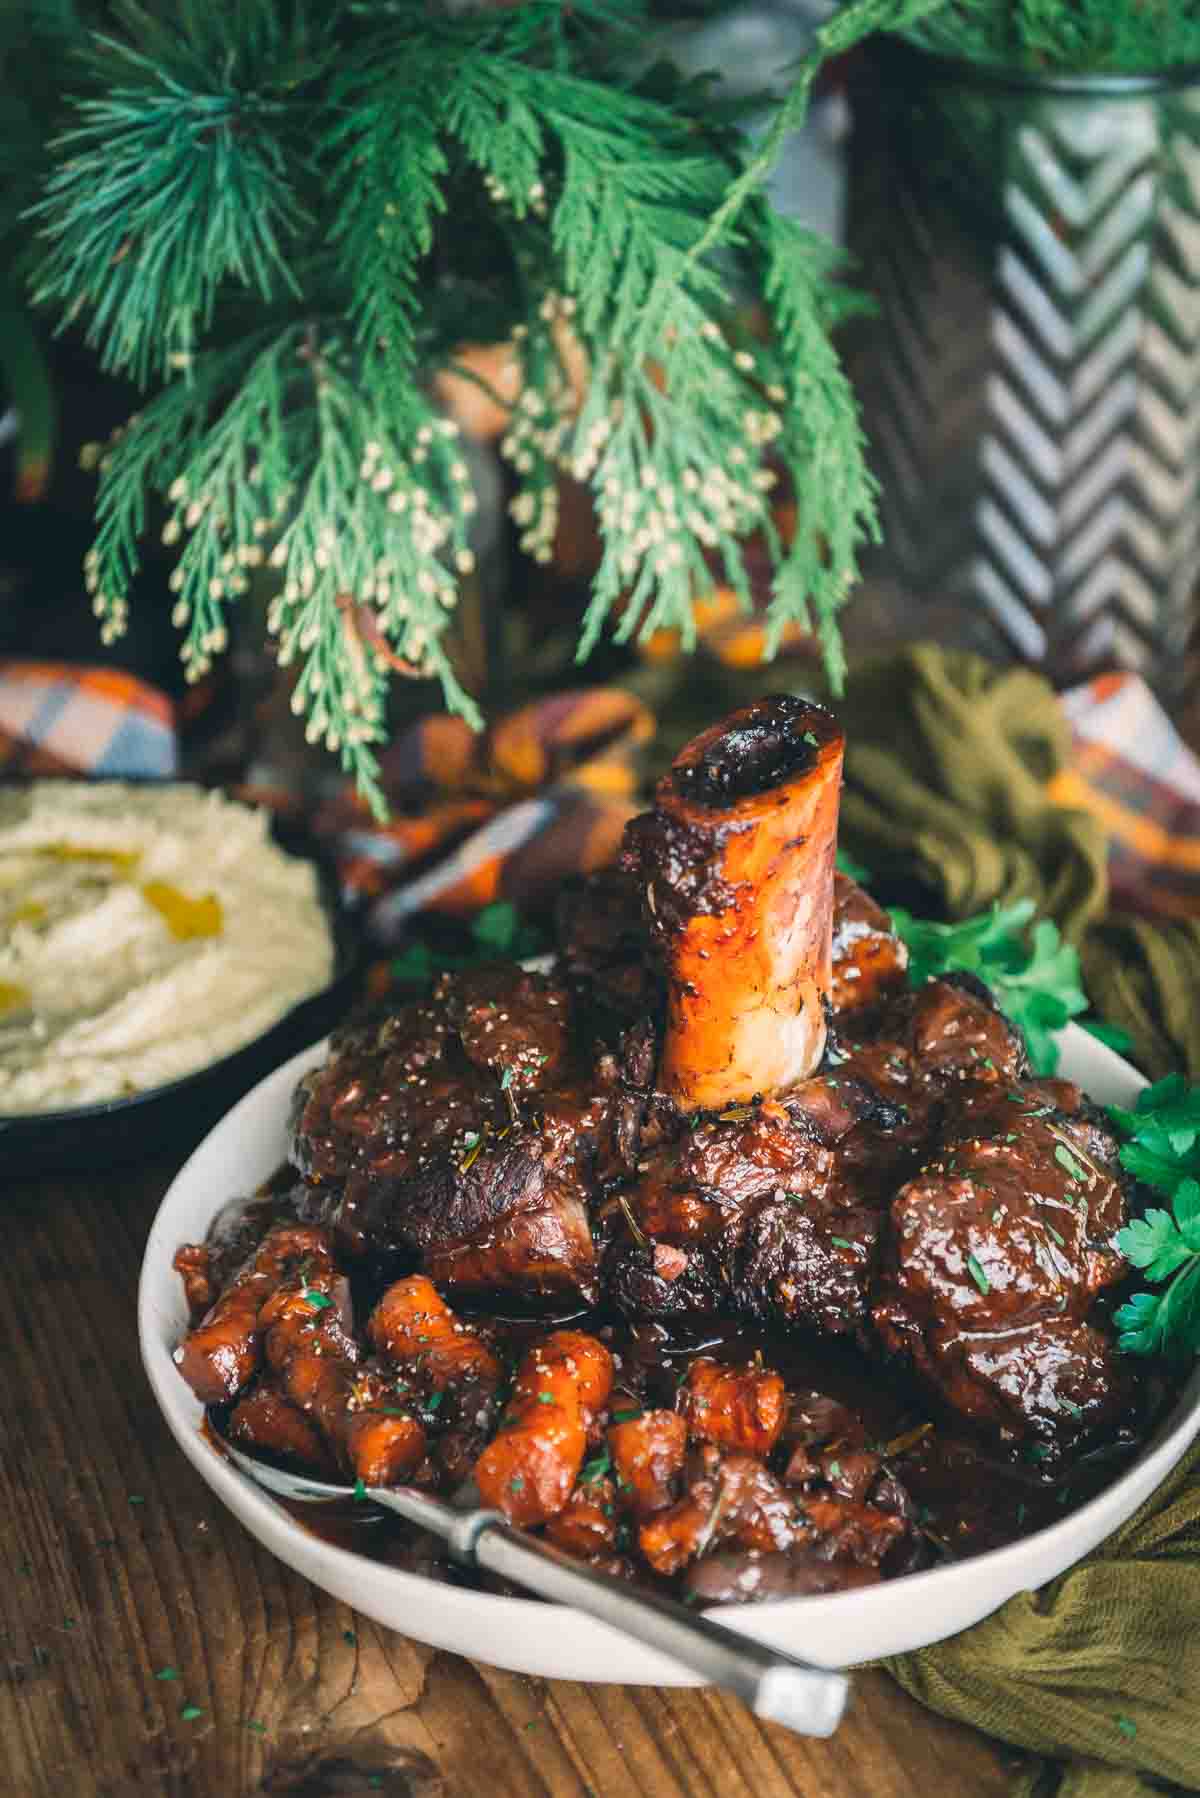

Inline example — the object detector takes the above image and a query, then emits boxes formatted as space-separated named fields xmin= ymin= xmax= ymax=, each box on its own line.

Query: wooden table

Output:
xmin=1 ymin=1160 xmax=1018 ymax=1798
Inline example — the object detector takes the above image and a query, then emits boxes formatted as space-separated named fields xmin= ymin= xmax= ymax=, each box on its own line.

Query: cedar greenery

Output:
xmin=29 ymin=0 xmax=938 ymax=811
xmin=27 ymin=0 xmax=1198 ymax=813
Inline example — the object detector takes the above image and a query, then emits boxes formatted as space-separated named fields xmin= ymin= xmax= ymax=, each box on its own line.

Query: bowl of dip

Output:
xmin=0 ymin=780 xmax=357 ymax=1174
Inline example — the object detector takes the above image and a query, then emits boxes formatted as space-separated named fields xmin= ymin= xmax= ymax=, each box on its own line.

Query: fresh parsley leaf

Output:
xmin=1109 ymin=1081 xmax=1200 ymax=1361
xmin=353 ymin=1477 xmax=368 ymax=1501
xmin=888 ymin=900 xmax=1087 ymax=1075
xmin=179 ymin=1704 xmax=203 ymax=1722
xmin=391 ymin=904 xmax=545 ymax=990
xmin=581 ymin=1452 xmax=612 ymax=1483
xmin=425 ymin=1389 xmax=445 ymax=1412
xmin=830 ymin=1236 xmax=854 ymax=1250
xmin=1118 ymin=1206 xmax=1195 ymax=1281
xmin=1115 ymin=1717 xmax=1137 ymax=1740
xmin=1110 ymin=1074 xmax=1200 ymax=1159
xmin=471 ymin=901 xmax=545 ymax=959
xmin=155 ymin=1667 xmax=180 ymax=1682
xmin=966 ymin=1253 xmax=990 ymax=1296
xmin=302 ymin=1289 xmax=333 ymax=1311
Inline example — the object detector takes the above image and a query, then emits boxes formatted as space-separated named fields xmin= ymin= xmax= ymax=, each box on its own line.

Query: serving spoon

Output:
xmin=220 ymin=1436 xmax=850 ymax=1738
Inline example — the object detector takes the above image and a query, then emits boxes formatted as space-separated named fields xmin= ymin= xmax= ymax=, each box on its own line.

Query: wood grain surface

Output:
xmin=0 ymin=1160 xmax=1018 ymax=1798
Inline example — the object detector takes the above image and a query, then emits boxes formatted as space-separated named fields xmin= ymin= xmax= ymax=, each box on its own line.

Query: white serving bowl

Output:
xmin=138 ymin=1024 xmax=1200 ymax=1681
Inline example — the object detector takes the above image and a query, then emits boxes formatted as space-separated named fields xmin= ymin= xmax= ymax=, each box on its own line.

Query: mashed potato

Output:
xmin=0 ymin=782 xmax=336 ymax=1114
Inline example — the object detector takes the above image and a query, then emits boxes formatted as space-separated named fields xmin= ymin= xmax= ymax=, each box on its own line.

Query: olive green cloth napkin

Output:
xmin=881 ymin=1435 xmax=1200 ymax=1795
xmin=835 ymin=646 xmax=1199 ymax=1791
xmin=834 ymin=645 xmax=1200 ymax=1080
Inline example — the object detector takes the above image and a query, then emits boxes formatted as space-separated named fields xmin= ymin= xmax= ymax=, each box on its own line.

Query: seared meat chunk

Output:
xmin=873 ymin=1090 xmax=1132 ymax=1450
xmin=734 ymin=1190 xmax=883 ymax=1336
xmin=905 ymin=974 xmax=1027 ymax=1090
xmin=290 ymin=995 xmax=456 ymax=1188
xmin=878 ymin=1105 xmax=1128 ymax=1338
xmin=445 ymin=962 xmax=572 ymax=1094
xmin=555 ymin=868 xmax=660 ymax=1024
xmin=684 ymin=1548 xmax=883 ymax=1603
xmin=889 ymin=1318 xmax=1132 ymax=1455
xmin=610 ymin=1077 xmax=919 ymax=1333
xmin=830 ymin=873 xmax=909 ymax=1019
xmin=362 ymin=1124 xmax=600 ymax=1305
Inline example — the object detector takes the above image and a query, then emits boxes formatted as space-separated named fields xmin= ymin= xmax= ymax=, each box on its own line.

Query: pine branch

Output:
xmin=33 ymin=0 xmax=896 ymax=806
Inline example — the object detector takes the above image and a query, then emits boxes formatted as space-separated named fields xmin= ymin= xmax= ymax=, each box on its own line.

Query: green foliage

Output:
xmin=888 ymin=897 xmax=1088 ymax=1073
xmin=904 ymin=0 xmax=1200 ymax=74
xmin=391 ymin=901 xmax=547 ymax=989
xmin=30 ymin=0 xmax=884 ymax=811
xmin=1110 ymin=1079 xmax=1200 ymax=1359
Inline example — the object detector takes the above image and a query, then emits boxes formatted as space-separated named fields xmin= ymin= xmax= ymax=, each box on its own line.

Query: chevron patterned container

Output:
xmin=846 ymin=43 xmax=1200 ymax=700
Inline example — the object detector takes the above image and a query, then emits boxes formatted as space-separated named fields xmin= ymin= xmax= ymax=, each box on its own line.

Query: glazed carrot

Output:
xmin=228 ymin=1384 xmax=329 ymax=1473
xmin=281 ymin=1353 xmax=426 ymax=1487
xmin=173 ymin=1224 xmax=336 ymax=1405
xmin=544 ymin=1476 xmax=619 ymax=1557
xmin=683 ymin=1358 xmax=787 ymax=1457
xmin=608 ymin=1410 xmax=687 ymax=1516
xmin=639 ymin=1454 xmax=801 ymax=1575
xmin=368 ymin=1275 xmax=502 ymax=1389
xmin=474 ymin=1330 xmax=614 ymax=1527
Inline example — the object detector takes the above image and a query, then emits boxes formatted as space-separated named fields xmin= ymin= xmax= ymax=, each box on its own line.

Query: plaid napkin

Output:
xmin=0 ymin=659 xmax=178 ymax=778
xmin=6 ymin=653 xmax=1200 ymax=960
xmin=309 ymin=688 xmax=654 ymax=944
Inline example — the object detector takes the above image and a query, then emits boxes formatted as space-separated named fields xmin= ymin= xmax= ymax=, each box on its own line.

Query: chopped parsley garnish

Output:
xmin=966 ymin=1253 xmax=990 ymax=1296
xmin=536 ymin=1393 xmax=556 ymax=1406
xmin=612 ymin=1408 xmax=642 ymax=1422
xmin=343 ymin=1629 xmax=357 ymax=1646
xmin=802 ymin=730 xmax=819 ymax=748
xmin=1046 ymin=1224 xmax=1065 ymax=1247
xmin=302 ymin=1289 xmax=333 ymax=1311
xmin=244 ymin=1720 xmax=267 ymax=1735
xmin=425 ymin=1390 xmax=444 ymax=1412
xmin=509 ymin=1475 xmax=525 ymax=1493
xmin=1054 ymin=1145 xmax=1087 ymax=1185
xmin=353 ymin=1477 xmax=368 ymax=1501
xmin=179 ymin=1704 xmax=203 ymax=1722
xmin=1115 ymin=1717 xmax=1137 ymax=1739
xmin=155 ymin=1667 xmax=179 ymax=1681
xmin=128 ymin=1494 xmax=145 ymax=1505
xmin=1025 ymin=1443 xmax=1051 ymax=1463
xmin=1016 ymin=1503 xmax=1027 ymax=1526
xmin=499 ymin=1065 xmax=514 ymax=1092
xmin=581 ymin=1452 xmax=612 ymax=1483
xmin=826 ymin=1460 xmax=841 ymax=1479
xmin=830 ymin=1236 xmax=854 ymax=1250
xmin=1061 ymin=1399 xmax=1083 ymax=1418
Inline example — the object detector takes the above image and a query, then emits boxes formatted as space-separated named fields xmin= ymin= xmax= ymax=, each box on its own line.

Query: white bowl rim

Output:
xmin=138 ymin=1020 xmax=1200 ymax=1673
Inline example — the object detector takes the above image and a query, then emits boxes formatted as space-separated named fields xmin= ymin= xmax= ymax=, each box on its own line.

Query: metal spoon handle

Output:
xmin=372 ymin=1491 xmax=848 ymax=1737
